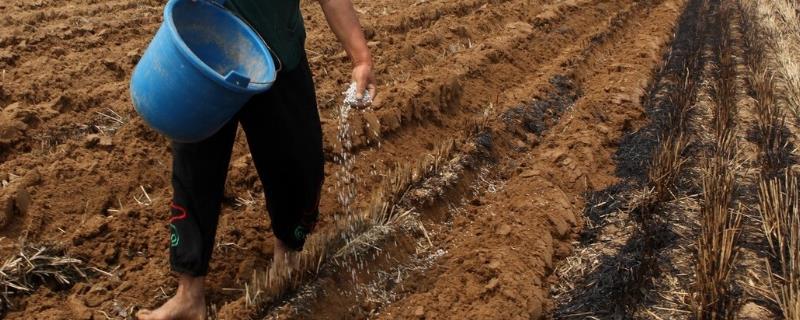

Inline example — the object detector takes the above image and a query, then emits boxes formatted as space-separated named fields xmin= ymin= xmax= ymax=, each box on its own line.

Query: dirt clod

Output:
xmin=413 ymin=306 xmax=425 ymax=318
xmin=484 ymin=277 xmax=500 ymax=291
xmin=73 ymin=215 xmax=108 ymax=245
xmin=0 ymin=49 xmax=19 ymax=66
xmin=546 ymin=210 xmax=570 ymax=238
xmin=97 ymin=136 xmax=113 ymax=149
xmin=126 ymin=49 xmax=141 ymax=65
xmin=84 ymin=284 xmax=109 ymax=308
xmin=68 ymin=294 xmax=93 ymax=320
xmin=84 ymin=134 xmax=101 ymax=148
xmin=0 ymin=187 xmax=29 ymax=228
xmin=520 ymin=169 xmax=540 ymax=178
xmin=738 ymin=302 xmax=774 ymax=320
xmin=496 ymin=224 xmax=511 ymax=236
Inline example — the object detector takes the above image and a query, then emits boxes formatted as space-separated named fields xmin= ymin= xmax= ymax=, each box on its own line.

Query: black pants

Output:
xmin=169 ymin=56 xmax=323 ymax=277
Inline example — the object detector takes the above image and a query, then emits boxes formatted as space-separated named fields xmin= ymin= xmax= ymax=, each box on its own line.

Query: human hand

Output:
xmin=351 ymin=62 xmax=377 ymax=107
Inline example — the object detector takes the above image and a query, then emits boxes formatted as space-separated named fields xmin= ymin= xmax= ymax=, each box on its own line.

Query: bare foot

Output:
xmin=137 ymin=275 xmax=206 ymax=320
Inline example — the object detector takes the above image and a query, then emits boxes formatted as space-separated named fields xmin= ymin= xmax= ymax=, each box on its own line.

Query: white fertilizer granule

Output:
xmin=342 ymin=82 xmax=373 ymax=108
xmin=335 ymin=82 xmax=371 ymax=228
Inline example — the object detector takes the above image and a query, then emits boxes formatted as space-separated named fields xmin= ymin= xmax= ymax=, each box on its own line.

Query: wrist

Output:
xmin=353 ymin=59 xmax=372 ymax=68
xmin=351 ymin=50 xmax=372 ymax=67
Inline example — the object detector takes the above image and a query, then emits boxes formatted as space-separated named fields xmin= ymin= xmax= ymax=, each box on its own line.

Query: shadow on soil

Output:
xmin=552 ymin=0 xmax=711 ymax=317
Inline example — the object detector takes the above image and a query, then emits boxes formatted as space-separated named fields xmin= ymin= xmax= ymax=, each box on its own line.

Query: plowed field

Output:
xmin=2 ymin=0 xmax=795 ymax=319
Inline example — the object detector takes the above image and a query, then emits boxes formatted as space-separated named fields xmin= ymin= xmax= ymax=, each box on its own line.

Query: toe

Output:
xmin=135 ymin=309 xmax=152 ymax=320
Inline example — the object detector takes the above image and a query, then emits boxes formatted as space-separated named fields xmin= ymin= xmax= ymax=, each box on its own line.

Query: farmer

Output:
xmin=136 ymin=0 xmax=376 ymax=318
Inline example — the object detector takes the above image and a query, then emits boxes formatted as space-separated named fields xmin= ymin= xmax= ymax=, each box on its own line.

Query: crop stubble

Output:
xmin=0 ymin=0 xmax=763 ymax=318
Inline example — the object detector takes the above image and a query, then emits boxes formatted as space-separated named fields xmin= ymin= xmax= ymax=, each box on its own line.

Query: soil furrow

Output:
xmin=551 ymin=0 xmax=788 ymax=318
xmin=550 ymin=0 xmax=711 ymax=317
xmin=2 ymin=0 xmax=784 ymax=318
xmin=373 ymin=0 xmax=687 ymax=318
xmin=0 ymin=0 xmax=656 ymax=317
xmin=244 ymin=0 xmax=686 ymax=318
xmin=210 ymin=0 xmax=658 ymax=316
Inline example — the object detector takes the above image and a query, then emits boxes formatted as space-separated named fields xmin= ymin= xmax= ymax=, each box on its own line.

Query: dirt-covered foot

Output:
xmin=271 ymin=238 xmax=299 ymax=276
xmin=137 ymin=275 xmax=206 ymax=320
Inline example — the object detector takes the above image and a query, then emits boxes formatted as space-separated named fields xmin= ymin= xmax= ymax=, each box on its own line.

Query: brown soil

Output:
xmin=0 ymin=0 xmax=716 ymax=319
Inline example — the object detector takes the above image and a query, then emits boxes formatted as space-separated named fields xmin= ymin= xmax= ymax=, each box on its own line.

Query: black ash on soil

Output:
xmin=501 ymin=75 xmax=578 ymax=135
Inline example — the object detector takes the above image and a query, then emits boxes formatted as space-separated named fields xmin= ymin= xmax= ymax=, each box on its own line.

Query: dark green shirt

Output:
xmin=225 ymin=0 xmax=306 ymax=71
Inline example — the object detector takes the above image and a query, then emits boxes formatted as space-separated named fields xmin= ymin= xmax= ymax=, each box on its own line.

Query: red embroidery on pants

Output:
xmin=169 ymin=202 xmax=188 ymax=223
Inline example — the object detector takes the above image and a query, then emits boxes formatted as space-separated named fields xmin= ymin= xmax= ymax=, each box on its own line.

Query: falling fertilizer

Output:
xmin=335 ymin=83 xmax=373 ymax=235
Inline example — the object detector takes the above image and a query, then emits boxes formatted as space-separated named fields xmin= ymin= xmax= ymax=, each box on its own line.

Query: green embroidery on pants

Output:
xmin=170 ymin=224 xmax=180 ymax=247
xmin=293 ymin=226 xmax=307 ymax=241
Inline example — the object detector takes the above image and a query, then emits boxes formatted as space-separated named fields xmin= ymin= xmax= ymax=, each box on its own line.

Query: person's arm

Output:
xmin=318 ymin=0 xmax=376 ymax=101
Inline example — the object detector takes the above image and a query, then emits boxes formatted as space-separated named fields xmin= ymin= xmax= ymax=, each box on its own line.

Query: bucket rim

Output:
xmin=163 ymin=0 xmax=276 ymax=93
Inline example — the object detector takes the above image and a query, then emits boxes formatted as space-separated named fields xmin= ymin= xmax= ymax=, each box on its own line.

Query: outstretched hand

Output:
xmin=352 ymin=62 xmax=377 ymax=106
xmin=317 ymin=0 xmax=376 ymax=106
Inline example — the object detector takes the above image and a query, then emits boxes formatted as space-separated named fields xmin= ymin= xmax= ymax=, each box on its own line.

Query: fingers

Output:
xmin=135 ymin=309 xmax=152 ymax=320
xmin=351 ymin=64 xmax=376 ymax=108
xmin=355 ymin=79 xmax=367 ymax=100
xmin=367 ymin=83 xmax=377 ymax=100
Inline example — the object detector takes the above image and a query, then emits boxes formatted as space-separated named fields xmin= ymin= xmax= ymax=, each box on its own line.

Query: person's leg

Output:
xmin=137 ymin=120 xmax=238 ymax=320
xmin=239 ymin=55 xmax=324 ymax=269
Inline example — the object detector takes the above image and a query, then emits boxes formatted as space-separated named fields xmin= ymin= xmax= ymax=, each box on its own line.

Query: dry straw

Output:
xmin=752 ymin=69 xmax=786 ymax=173
xmin=694 ymin=144 xmax=742 ymax=320
xmin=692 ymin=2 xmax=743 ymax=318
xmin=0 ymin=245 xmax=85 ymax=314
xmin=595 ymin=0 xmax=704 ymax=312
xmin=739 ymin=0 xmax=800 ymax=318
xmin=768 ymin=0 xmax=800 ymax=120
xmin=236 ymin=95 xmax=497 ymax=317
xmin=240 ymin=138 xmax=460 ymax=316
xmin=738 ymin=0 xmax=788 ymax=176
xmin=746 ymin=0 xmax=800 ymax=120
xmin=633 ymin=1 xmax=702 ymax=290
xmin=758 ymin=172 xmax=800 ymax=320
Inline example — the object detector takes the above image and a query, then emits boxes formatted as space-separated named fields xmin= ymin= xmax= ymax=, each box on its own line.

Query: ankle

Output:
xmin=176 ymin=274 xmax=205 ymax=300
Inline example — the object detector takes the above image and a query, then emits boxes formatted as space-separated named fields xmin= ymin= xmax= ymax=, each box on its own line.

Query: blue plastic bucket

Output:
xmin=130 ymin=0 xmax=276 ymax=142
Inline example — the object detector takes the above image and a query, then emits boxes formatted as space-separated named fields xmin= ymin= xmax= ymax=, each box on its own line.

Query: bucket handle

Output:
xmin=201 ymin=0 xmax=284 ymax=84
xmin=224 ymin=70 xmax=251 ymax=88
